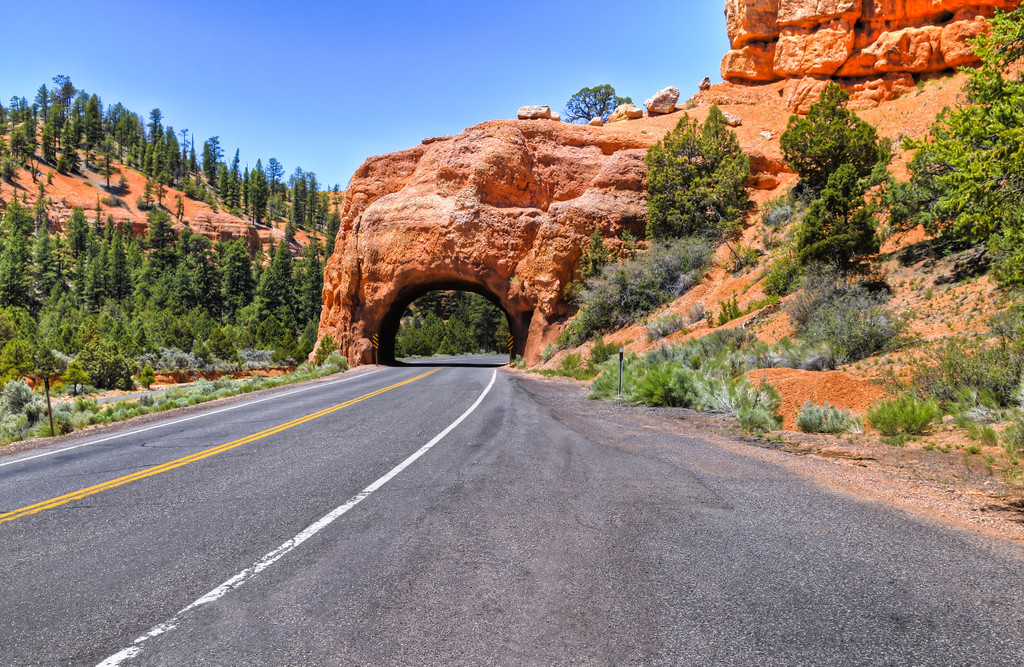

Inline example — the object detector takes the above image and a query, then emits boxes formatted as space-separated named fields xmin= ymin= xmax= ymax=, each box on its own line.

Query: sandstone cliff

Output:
xmin=722 ymin=0 xmax=1020 ymax=110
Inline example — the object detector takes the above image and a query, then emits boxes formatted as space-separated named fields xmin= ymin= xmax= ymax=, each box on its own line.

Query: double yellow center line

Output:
xmin=0 ymin=368 xmax=440 ymax=526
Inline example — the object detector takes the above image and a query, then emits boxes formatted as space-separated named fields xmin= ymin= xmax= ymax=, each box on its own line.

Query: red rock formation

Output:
xmin=317 ymin=120 xmax=656 ymax=365
xmin=722 ymin=0 xmax=1020 ymax=109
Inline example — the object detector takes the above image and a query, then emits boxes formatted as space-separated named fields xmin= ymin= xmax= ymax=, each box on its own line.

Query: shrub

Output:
xmin=867 ymin=395 xmax=942 ymax=436
xmin=646 ymin=314 xmax=687 ymax=341
xmin=23 ymin=397 xmax=49 ymax=426
xmin=541 ymin=343 xmax=560 ymax=362
xmin=589 ymin=338 xmax=618 ymax=366
xmin=715 ymin=296 xmax=742 ymax=327
xmin=797 ymin=401 xmax=864 ymax=434
xmin=2 ymin=380 xmax=34 ymax=414
xmin=645 ymin=105 xmax=750 ymax=241
xmin=685 ymin=302 xmax=706 ymax=325
xmin=762 ymin=254 xmax=802 ymax=297
xmin=561 ymin=237 xmax=713 ymax=346
xmin=534 ymin=353 xmax=600 ymax=381
xmin=912 ymin=337 xmax=1024 ymax=407
xmin=321 ymin=352 xmax=348 ymax=372
xmin=1003 ymin=411 xmax=1024 ymax=454
xmin=737 ymin=405 xmax=782 ymax=436
xmin=950 ymin=387 xmax=1003 ymax=426
xmin=729 ymin=244 xmax=761 ymax=273
xmin=788 ymin=271 xmax=904 ymax=367
xmin=314 ymin=334 xmax=338 ymax=366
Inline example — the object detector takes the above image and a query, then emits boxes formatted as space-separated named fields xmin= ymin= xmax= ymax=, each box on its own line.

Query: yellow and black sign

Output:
xmin=507 ymin=335 xmax=514 ymax=352
xmin=371 ymin=334 xmax=379 ymax=349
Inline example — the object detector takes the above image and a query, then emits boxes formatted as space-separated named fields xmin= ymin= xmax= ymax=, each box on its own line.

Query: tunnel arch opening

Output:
xmin=377 ymin=279 xmax=533 ymax=364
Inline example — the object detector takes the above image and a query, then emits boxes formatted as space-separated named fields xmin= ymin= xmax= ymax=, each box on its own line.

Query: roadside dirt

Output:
xmin=510 ymin=369 xmax=1024 ymax=546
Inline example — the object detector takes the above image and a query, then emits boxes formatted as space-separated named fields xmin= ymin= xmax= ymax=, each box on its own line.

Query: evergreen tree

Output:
xmin=106 ymin=227 xmax=131 ymax=302
xmin=295 ymin=241 xmax=323 ymax=326
xmin=82 ymin=94 xmax=102 ymax=163
xmin=780 ymin=83 xmax=889 ymax=193
xmin=325 ymin=209 xmax=341 ymax=257
xmin=796 ymin=164 xmax=879 ymax=270
xmin=218 ymin=239 xmax=255 ymax=320
xmin=147 ymin=108 xmax=163 ymax=144
xmin=67 ymin=207 xmax=89 ymax=259
xmin=645 ymin=105 xmax=751 ymax=240
xmin=256 ymin=240 xmax=295 ymax=330
xmin=202 ymin=136 xmax=222 ymax=185
xmin=57 ymin=120 xmax=79 ymax=173
xmin=145 ymin=209 xmax=176 ymax=272
xmin=249 ymin=158 xmax=269 ymax=224
xmin=32 ymin=223 xmax=60 ymax=301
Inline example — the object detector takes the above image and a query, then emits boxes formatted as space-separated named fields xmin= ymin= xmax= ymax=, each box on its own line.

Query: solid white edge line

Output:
xmin=96 ymin=368 xmax=498 ymax=667
xmin=0 ymin=369 xmax=385 ymax=470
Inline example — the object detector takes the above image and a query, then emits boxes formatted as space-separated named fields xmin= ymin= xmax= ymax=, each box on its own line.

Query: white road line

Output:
xmin=97 ymin=368 xmax=497 ymax=667
xmin=0 ymin=369 xmax=384 ymax=470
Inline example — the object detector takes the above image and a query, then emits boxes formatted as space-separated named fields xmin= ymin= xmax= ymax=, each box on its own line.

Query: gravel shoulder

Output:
xmin=509 ymin=368 xmax=1024 ymax=546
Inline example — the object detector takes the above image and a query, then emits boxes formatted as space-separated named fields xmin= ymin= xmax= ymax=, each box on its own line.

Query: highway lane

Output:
xmin=0 ymin=358 xmax=503 ymax=665
xmin=2 ymin=355 xmax=1023 ymax=665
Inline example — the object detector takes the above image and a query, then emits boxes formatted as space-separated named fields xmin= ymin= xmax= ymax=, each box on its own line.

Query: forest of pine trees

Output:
xmin=0 ymin=75 xmax=341 ymax=390
xmin=394 ymin=292 xmax=509 ymax=359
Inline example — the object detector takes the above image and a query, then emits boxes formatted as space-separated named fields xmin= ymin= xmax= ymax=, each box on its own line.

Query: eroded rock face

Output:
xmin=317 ymin=120 xmax=655 ymax=365
xmin=722 ymin=0 xmax=1019 ymax=109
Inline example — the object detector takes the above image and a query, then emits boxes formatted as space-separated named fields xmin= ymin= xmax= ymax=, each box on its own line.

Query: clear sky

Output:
xmin=1 ymin=1 xmax=730 ymax=189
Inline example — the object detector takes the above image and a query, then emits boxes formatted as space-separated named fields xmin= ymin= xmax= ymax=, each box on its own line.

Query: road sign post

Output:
xmin=507 ymin=335 xmax=514 ymax=363
xmin=618 ymin=347 xmax=624 ymax=398
xmin=371 ymin=334 xmax=379 ymax=365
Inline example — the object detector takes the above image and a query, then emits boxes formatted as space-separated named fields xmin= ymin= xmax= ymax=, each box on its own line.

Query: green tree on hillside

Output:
xmin=645 ymin=105 xmax=750 ymax=240
xmin=780 ymin=83 xmax=890 ymax=193
xmin=888 ymin=7 xmax=1024 ymax=283
xmin=796 ymin=164 xmax=879 ymax=270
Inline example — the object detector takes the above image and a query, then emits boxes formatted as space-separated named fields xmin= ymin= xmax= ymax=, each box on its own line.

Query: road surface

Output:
xmin=1 ymin=355 xmax=1022 ymax=665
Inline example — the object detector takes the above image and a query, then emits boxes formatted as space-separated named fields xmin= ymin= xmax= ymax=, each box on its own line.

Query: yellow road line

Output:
xmin=0 ymin=368 xmax=441 ymax=525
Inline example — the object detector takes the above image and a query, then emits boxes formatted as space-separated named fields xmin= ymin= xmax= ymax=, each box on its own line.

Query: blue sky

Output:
xmin=1 ymin=1 xmax=730 ymax=189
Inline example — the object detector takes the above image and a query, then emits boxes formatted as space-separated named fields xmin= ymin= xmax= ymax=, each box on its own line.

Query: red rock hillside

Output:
xmin=723 ymin=0 xmax=1020 ymax=110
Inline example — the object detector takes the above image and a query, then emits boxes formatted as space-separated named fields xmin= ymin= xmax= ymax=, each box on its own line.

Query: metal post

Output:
xmin=618 ymin=348 xmax=624 ymax=397
xmin=44 ymin=375 xmax=54 ymax=437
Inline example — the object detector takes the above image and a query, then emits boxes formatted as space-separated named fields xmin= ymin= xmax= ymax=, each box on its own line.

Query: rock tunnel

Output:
xmin=316 ymin=117 xmax=659 ymax=366
xmin=377 ymin=278 xmax=532 ymax=364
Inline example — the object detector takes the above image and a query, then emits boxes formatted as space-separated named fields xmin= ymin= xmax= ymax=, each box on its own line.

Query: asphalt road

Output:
xmin=1 ymin=355 xmax=1022 ymax=665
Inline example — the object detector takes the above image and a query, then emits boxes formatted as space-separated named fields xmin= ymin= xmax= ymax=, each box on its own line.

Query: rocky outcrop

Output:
xmin=318 ymin=120 xmax=656 ymax=365
xmin=518 ymin=105 xmax=554 ymax=120
xmin=608 ymin=104 xmax=644 ymax=123
xmin=644 ymin=86 xmax=681 ymax=114
xmin=722 ymin=0 xmax=1020 ymax=109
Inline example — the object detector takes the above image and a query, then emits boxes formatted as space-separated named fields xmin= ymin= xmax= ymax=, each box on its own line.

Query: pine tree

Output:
xmin=780 ymin=83 xmax=889 ymax=194
xmin=57 ymin=120 xmax=79 ymax=173
xmin=796 ymin=164 xmax=879 ymax=270
xmin=32 ymin=223 xmax=60 ymax=301
xmin=249 ymin=158 xmax=269 ymax=224
xmin=218 ymin=239 xmax=255 ymax=320
xmin=67 ymin=207 xmax=89 ymax=259
xmin=295 ymin=241 xmax=323 ymax=326
xmin=202 ymin=136 xmax=222 ymax=185
xmin=82 ymin=95 xmax=102 ymax=164
xmin=106 ymin=227 xmax=131 ymax=301
xmin=0 ymin=228 xmax=33 ymax=311
xmin=325 ymin=209 xmax=341 ymax=257
xmin=145 ymin=209 xmax=176 ymax=272
xmin=256 ymin=240 xmax=295 ymax=330
xmin=645 ymin=105 xmax=751 ymax=240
